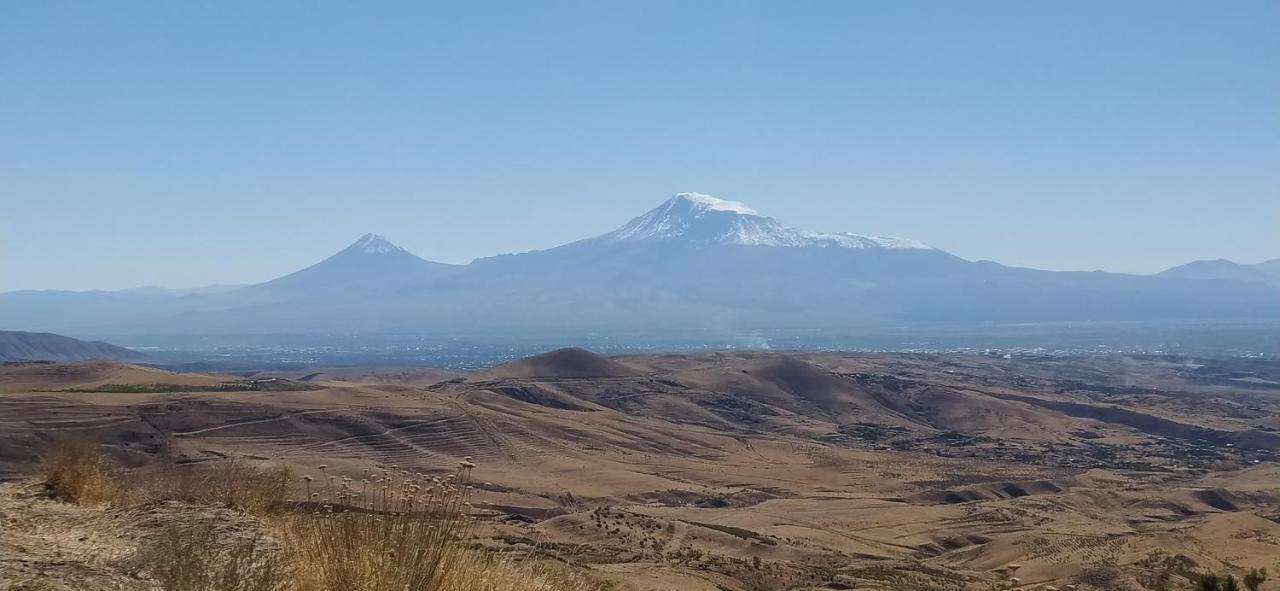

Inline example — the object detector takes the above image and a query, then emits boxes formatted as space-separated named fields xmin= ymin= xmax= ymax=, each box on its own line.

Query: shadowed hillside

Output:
xmin=475 ymin=347 xmax=643 ymax=380
xmin=0 ymin=331 xmax=145 ymax=363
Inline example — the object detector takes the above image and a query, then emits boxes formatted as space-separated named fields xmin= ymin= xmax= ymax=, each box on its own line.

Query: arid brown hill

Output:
xmin=4 ymin=352 xmax=1280 ymax=590
xmin=475 ymin=347 xmax=643 ymax=380
xmin=0 ymin=330 xmax=145 ymax=363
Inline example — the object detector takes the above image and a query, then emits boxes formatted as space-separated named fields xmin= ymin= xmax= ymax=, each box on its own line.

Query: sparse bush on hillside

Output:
xmin=1245 ymin=569 xmax=1268 ymax=591
xmin=1196 ymin=573 xmax=1246 ymax=591
xmin=1194 ymin=572 xmax=1265 ymax=591
xmin=39 ymin=440 xmax=117 ymax=506
xmin=1195 ymin=575 xmax=1222 ymax=591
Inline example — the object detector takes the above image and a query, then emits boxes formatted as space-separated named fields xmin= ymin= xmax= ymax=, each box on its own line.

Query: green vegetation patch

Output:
xmin=61 ymin=380 xmax=316 ymax=393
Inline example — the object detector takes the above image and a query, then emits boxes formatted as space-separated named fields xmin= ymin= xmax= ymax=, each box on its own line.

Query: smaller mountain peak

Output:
xmin=668 ymin=192 xmax=758 ymax=215
xmin=350 ymin=233 xmax=405 ymax=255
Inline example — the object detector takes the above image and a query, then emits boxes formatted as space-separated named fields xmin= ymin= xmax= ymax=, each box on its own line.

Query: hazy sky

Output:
xmin=2 ymin=1 xmax=1277 ymax=291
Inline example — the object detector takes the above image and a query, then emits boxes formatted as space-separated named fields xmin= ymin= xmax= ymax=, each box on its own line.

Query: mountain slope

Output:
xmin=0 ymin=235 xmax=460 ymax=333
xmin=0 ymin=194 xmax=1276 ymax=336
xmin=594 ymin=192 xmax=931 ymax=249
xmin=1253 ymin=258 xmax=1280 ymax=275
xmin=244 ymin=234 xmax=460 ymax=298
xmin=455 ymin=194 xmax=1276 ymax=329
xmin=0 ymin=331 xmax=146 ymax=362
xmin=1158 ymin=258 xmax=1280 ymax=287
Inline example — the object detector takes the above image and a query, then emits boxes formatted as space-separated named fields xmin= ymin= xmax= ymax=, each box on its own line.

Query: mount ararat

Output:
xmin=2 ymin=193 xmax=1276 ymax=337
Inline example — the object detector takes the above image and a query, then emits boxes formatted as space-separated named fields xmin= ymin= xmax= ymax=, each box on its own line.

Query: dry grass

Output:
xmin=281 ymin=461 xmax=612 ymax=591
xmin=127 ymin=457 xmax=292 ymax=515
xmin=34 ymin=445 xmax=611 ymax=591
xmin=282 ymin=461 xmax=480 ymax=590
xmin=39 ymin=440 xmax=117 ymax=506
xmin=40 ymin=441 xmax=292 ymax=515
xmin=210 ymin=459 xmax=293 ymax=515
xmin=434 ymin=549 xmax=611 ymax=591
xmin=4 ymin=579 xmax=58 ymax=591
xmin=134 ymin=519 xmax=291 ymax=591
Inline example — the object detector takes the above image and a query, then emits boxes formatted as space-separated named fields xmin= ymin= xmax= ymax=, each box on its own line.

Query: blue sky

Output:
xmin=2 ymin=1 xmax=1277 ymax=291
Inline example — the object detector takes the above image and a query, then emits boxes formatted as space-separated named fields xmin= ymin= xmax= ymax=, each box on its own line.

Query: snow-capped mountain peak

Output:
xmin=596 ymin=193 xmax=932 ymax=250
xmin=672 ymin=192 xmax=758 ymax=215
xmin=349 ymin=233 xmax=406 ymax=255
xmin=345 ymin=234 xmax=409 ymax=254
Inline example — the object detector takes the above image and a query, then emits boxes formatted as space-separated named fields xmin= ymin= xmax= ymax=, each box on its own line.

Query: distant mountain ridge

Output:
xmin=0 ymin=193 xmax=1276 ymax=336
xmin=0 ymin=330 xmax=145 ymax=362
xmin=1158 ymin=258 xmax=1280 ymax=287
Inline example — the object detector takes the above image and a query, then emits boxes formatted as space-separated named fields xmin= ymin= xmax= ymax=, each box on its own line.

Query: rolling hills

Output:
xmin=3 ymin=350 xmax=1280 ymax=589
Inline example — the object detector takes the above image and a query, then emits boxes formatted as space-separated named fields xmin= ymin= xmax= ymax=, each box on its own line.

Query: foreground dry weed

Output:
xmin=434 ymin=548 xmax=609 ymax=591
xmin=126 ymin=457 xmax=292 ymax=515
xmin=39 ymin=440 xmax=117 ymax=506
xmin=281 ymin=460 xmax=612 ymax=591
xmin=34 ymin=446 xmax=610 ymax=591
xmin=134 ymin=519 xmax=291 ymax=591
xmin=39 ymin=440 xmax=292 ymax=516
xmin=282 ymin=461 xmax=478 ymax=590
xmin=4 ymin=579 xmax=59 ymax=591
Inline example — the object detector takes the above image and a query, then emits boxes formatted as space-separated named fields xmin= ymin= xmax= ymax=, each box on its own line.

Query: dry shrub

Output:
xmin=124 ymin=457 xmax=292 ymax=515
xmin=207 ymin=459 xmax=293 ymax=515
xmin=134 ymin=519 xmax=290 ymax=591
xmin=40 ymin=440 xmax=117 ymax=506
